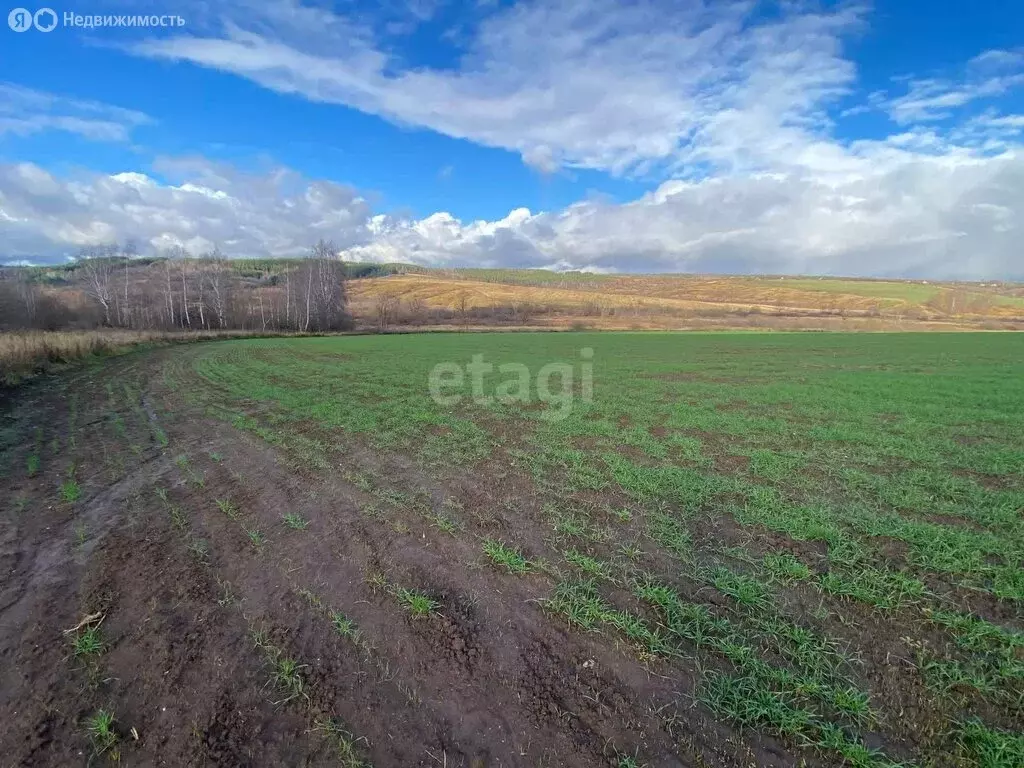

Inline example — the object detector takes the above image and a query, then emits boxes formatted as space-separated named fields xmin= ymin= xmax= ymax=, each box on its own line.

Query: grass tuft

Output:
xmin=282 ymin=512 xmax=309 ymax=530
xmin=86 ymin=709 xmax=119 ymax=758
xmin=331 ymin=612 xmax=359 ymax=640
xmin=394 ymin=587 xmax=439 ymax=617
xmin=483 ymin=539 xmax=533 ymax=574
xmin=955 ymin=719 xmax=1024 ymax=768
xmin=72 ymin=626 xmax=105 ymax=657
xmin=61 ymin=479 xmax=81 ymax=503
xmin=271 ymin=656 xmax=309 ymax=704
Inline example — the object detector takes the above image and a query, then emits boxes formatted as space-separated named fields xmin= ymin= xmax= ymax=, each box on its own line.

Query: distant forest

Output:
xmin=0 ymin=243 xmax=415 ymax=332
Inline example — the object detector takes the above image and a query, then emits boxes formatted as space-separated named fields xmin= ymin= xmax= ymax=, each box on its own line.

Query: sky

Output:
xmin=0 ymin=0 xmax=1022 ymax=278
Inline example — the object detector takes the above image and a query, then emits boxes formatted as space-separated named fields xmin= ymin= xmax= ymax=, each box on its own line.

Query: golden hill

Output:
xmin=348 ymin=272 xmax=1024 ymax=331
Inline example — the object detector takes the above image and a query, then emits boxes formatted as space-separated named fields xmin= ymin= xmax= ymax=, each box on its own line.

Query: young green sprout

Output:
xmin=72 ymin=626 xmax=104 ymax=657
xmin=395 ymin=587 xmax=439 ymax=617
xmin=61 ymin=479 xmax=81 ymax=503
xmin=282 ymin=512 xmax=309 ymax=530
xmin=483 ymin=539 xmax=532 ymax=574
xmin=86 ymin=709 xmax=119 ymax=756
xmin=331 ymin=612 xmax=359 ymax=639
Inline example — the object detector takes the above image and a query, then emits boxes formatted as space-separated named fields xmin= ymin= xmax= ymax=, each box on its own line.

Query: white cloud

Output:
xmin=127 ymin=0 xmax=863 ymax=176
xmin=0 ymin=159 xmax=373 ymax=262
xmin=0 ymin=83 xmax=151 ymax=142
xmin=344 ymin=148 xmax=1024 ymax=280
xmin=882 ymin=49 xmax=1024 ymax=124
xmin=953 ymin=110 xmax=1024 ymax=151
xmin=1 ymin=148 xmax=1021 ymax=279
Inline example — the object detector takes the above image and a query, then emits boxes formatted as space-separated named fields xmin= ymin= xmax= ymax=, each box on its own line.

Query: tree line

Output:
xmin=0 ymin=241 xmax=352 ymax=333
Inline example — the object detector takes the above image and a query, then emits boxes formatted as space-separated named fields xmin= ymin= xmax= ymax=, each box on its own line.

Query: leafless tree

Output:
xmin=375 ymin=292 xmax=400 ymax=332
xmin=289 ymin=241 xmax=349 ymax=332
xmin=120 ymin=239 xmax=138 ymax=327
xmin=4 ymin=239 xmax=356 ymax=334
xmin=196 ymin=264 xmax=207 ymax=328
xmin=159 ymin=252 xmax=177 ymax=327
xmin=17 ymin=275 xmax=39 ymax=326
xmin=204 ymin=247 xmax=230 ymax=329
xmin=79 ymin=245 xmax=118 ymax=326
xmin=456 ymin=291 xmax=470 ymax=329
xmin=168 ymin=246 xmax=192 ymax=328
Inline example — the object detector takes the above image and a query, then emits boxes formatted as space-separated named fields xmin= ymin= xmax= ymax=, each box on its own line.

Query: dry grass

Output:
xmin=348 ymin=274 xmax=1024 ymax=331
xmin=0 ymin=329 xmax=312 ymax=386
xmin=350 ymin=274 xmax=748 ymax=314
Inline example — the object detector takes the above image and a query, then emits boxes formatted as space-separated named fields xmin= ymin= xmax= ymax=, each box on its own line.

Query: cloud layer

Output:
xmin=130 ymin=0 xmax=865 ymax=177
xmin=1 ymin=2 xmax=1023 ymax=279
xmin=0 ymin=83 xmax=151 ymax=142
xmin=2 ymin=147 xmax=1021 ymax=279
xmin=0 ymin=159 xmax=372 ymax=260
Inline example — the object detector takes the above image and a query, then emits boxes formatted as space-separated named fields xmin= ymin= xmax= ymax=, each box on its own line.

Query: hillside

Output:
xmin=348 ymin=269 xmax=1024 ymax=331
xmin=3 ymin=257 xmax=1023 ymax=333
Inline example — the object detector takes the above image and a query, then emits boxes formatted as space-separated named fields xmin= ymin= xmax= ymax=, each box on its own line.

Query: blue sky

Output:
xmin=1 ymin=1 xmax=656 ymax=220
xmin=1 ymin=1 xmax=1022 ymax=277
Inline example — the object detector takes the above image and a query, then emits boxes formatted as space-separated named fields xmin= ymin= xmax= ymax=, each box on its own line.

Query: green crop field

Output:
xmin=3 ymin=331 xmax=1022 ymax=767
xmin=778 ymin=278 xmax=944 ymax=304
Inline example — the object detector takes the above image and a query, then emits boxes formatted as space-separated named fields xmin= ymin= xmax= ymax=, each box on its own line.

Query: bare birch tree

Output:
xmin=79 ymin=245 xmax=118 ymax=326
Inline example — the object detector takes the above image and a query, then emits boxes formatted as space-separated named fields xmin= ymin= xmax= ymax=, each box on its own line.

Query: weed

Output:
xmin=215 ymin=498 xmax=239 ymax=519
xmin=72 ymin=626 xmax=104 ymax=657
xmin=360 ymin=503 xmax=384 ymax=521
xmin=344 ymin=470 xmax=374 ymax=492
xmin=187 ymin=537 xmax=210 ymax=562
xmin=331 ymin=612 xmax=359 ymax=639
xmin=611 ymin=507 xmax=633 ymax=523
xmin=763 ymin=552 xmax=812 ymax=582
xmin=312 ymin=716 xmax=370 ymax=767
xmin=169 ymin=505 xmax=187 ymax=530
xmin=216 ymin=577 xmax=238 ymax=607
xmin=86 ymin=709 xmax=119 ymax=758
xmin=26 ymin=453 xmax=40 ymax=476
xmin=365 ymin=571 xmax=389 ymax=593
xmin=564 ymin=549 xmax=613 ymax=580
xmin=282 ymin=512 xmax=309 ymax=530
xmin=483 ymin=539 xmax=533 ymax=574
xmin=297 ymin=587 xmax=324 ymax=611
xmin=250 ymin=626 xmax=272 ymax=651
xmin=428 ymin=512 xmax=460 ymax=535
xmin=955 ymin=718 xmax=1024 ymax=767
xmin=61 ymin=479 xmax=81 ymax=503
xmin=552 ymin=510 xmax=587 ymax=538
xmin=618 ymin=541 xmax=644 ymax=561
xmin=246 ymin=527 xmax=267 ymax=549
xmin=271 ymin=656 xmax=309 ymax=704
xmin=616 ymin=752 xmax=647 ymax=768
xmin=395 ymin=587 xmax=439 ymax=617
